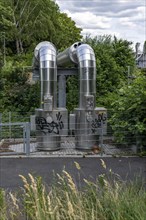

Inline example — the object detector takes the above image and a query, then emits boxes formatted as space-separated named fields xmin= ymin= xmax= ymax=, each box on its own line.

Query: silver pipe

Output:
xmin=77 ymin=44 xmax=96 ymax=108
xmin=33 ymin=41 xmax=57 ymax=109
xmin=57 ymin=42 xmax=82 ymax=66
xmin=57 ymin=42 xmax=96 ymax=108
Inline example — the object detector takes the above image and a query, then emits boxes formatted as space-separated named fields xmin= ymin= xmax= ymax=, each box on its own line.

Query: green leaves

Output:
xmin=66 ymin=76 xmax=79 ymax=111
xmin=55 ymin=12 xmax=82 ymax=50
xmin=109 ymin=71 xmax=146 ymax=147
xmin=0 ymin=62 xmax=40 ymax=113
xmin=0 ymin=0 xmax=82 ymax=56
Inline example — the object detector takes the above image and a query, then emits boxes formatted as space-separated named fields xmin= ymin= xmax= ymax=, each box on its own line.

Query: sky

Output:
xmin=56 ymin=0 xmax=146 ymax=51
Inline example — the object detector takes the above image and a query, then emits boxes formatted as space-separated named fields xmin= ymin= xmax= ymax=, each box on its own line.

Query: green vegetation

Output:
xmin=0 ymin=162 xmax=146 ymax=220
xmin=0 ymin=62 xmax=40 ymax=113
xmin=0 ymin=0 xmax=81 ymax=57
xmin=0 ymin=189 xmax=6 ymax=220
xmin=109 ymin=71 xmax=146 ymax=147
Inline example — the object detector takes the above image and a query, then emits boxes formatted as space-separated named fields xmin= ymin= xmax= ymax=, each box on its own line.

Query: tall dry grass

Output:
xmin=0 ymin=160 xmax=146 ymax=220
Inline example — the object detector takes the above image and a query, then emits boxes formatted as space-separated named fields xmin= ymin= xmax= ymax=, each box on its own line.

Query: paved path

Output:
xmin=0 ymin=157 xmax=146 ymax=190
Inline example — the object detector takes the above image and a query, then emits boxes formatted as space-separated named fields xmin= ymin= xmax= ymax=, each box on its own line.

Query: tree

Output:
xmin=0 ymin=0 xmax=82 ymax=57
xmin=0 ymin=1 xmax=13 ymax=31
xmin=112 ymin=36 xmax=135 ymax=68
xmin=0 ymin=0 xmax=59 ymax=54
xmin=55 ymin=12 xmax=82 ymax=50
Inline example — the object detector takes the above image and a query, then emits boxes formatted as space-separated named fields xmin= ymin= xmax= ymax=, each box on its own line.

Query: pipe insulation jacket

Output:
xmin=33 ymin=41 xmax=57 ymax=109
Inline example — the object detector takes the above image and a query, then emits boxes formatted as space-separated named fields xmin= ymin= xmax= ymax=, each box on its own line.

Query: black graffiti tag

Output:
xmin=91 ymin=113 xmax=107 ymax=133
xmin=36 ymin=112 xmax=64 ymax=135
xmin=56 ymin=112 xmax=62 ymax=121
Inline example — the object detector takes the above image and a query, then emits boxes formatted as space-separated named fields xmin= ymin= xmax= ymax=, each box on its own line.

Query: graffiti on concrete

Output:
xmin=36 ymin=112 xmax=64 ymax=135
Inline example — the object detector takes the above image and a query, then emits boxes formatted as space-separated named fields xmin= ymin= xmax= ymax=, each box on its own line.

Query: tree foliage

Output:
xmin=0 ymin=61 xmax=40 ymax=113
xmin=0 ymin=0 xmax=82 ymax=57
xmin=109 ymin=71 xmax=146 ymax=148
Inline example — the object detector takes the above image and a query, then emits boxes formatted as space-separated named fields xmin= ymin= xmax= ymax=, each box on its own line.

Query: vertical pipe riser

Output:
xmin=77 ymin=45 xmax=96 ymax=109
xmin=33 ymin=42 xmax=68 ymax=151
xmin=39 ymin=45 xmax=57 ymax=109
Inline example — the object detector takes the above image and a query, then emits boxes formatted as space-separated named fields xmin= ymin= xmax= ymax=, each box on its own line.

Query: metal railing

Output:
xmin=0 ymin=111 xmax=145 ymax=156
xmin=0 ymin=122 xmax=30 ymax=156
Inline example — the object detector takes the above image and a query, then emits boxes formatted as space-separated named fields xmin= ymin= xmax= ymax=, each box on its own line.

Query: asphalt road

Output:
xmin=0 ymin=157 xmax=146 ymax=190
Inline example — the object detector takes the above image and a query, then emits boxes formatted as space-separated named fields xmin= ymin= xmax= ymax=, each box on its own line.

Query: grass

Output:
xmin=0 ymin=189 xmax=6 ymax=220
xmin=0 ymin=160 xmax=146 ymax=220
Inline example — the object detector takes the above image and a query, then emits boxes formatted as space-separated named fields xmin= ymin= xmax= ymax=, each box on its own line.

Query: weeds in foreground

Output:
xmin=0 ymin=160 xmax=146 ymax=220
xmin=0 ymin=189 xmax=6 ymax=220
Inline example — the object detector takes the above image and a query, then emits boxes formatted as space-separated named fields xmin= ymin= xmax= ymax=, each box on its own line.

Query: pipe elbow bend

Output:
xmin=76 ymin=44 xmax=96 ymax=65
xmin=33 ymin=41 xmax=57 ymax=69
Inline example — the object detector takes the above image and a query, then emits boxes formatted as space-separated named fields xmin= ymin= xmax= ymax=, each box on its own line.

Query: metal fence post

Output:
xmin=100 ymin=120 xmax=104 ymax=156
xmin=9 ymin=112 xmax=12 ymax=140
xmin=23 ymin=124 xmax=26 ymax=153
xmin=25 ymin=122 xmax=30 ymax=156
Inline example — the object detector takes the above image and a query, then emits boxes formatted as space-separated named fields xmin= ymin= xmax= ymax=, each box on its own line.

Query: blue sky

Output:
xmin=56 ymin=0 xmax=146 ymax=51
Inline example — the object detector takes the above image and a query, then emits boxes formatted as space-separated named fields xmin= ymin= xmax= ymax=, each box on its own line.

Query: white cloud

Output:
xmin=64 ymin=10 xmax=111 ymax=29
xmin=56 ymin=0 xmax=146 ymax=51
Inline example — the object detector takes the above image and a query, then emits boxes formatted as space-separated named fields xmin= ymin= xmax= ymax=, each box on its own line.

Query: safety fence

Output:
xmin=0 ymin=111 xmax=145 ymax=156
xmin=0 ymin=122 xmax=31 ymax=156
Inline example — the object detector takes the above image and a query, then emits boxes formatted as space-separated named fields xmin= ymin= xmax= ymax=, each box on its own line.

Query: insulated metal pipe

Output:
xmin=77 ymin=44 xmax=96 ymax=108
xmin=33 ymin=41 xmax=57 ymax=109
xmin=32 ymin=41 xmax=68 ymax=151
xmin=57 ymin=42 xmax=96 ymax=108
xmin=57 ymin=42 xmax=82 ymax=66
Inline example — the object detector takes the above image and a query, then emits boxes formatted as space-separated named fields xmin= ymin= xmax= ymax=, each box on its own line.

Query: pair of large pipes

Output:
xmin=33 ymin=41 xmax=106 ymax=151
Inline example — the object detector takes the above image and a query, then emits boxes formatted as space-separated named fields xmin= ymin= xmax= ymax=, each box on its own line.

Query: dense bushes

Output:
xmin=0 ymin=62 xmax=40 ymax=113
xmin=109 ymin=71 xmax=146 ymax=149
